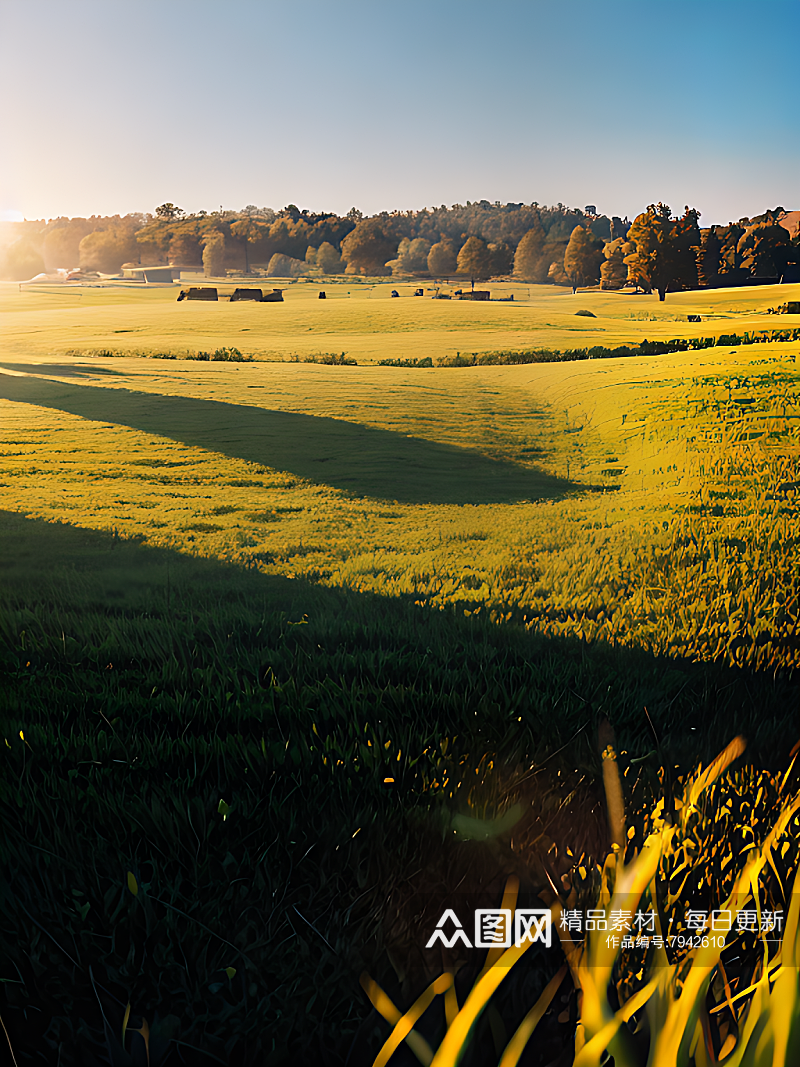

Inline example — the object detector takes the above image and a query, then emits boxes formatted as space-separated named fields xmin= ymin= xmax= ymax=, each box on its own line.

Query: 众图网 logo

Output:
xmin=425 ymin=908 xmax=551 ymax=949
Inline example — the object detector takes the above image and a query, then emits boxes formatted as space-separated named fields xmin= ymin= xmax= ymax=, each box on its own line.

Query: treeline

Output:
xmin=436 ymin=327 xmax=800 ymax=367
xmin=1 ymin=200 xmax=798 ymax=298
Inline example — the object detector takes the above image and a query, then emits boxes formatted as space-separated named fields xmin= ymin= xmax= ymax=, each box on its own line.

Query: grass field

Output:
xmin=2 ymin=277 xmax=800 ymax=1064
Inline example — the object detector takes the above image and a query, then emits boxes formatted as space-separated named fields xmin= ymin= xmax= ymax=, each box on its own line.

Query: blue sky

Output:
xmin=1 ymin=0 xmax=798 ymax=226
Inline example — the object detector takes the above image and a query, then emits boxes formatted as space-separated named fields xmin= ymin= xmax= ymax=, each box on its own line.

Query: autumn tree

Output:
xmin=427 ymin=239 xmax=457 ymax=278
xmin=456 ymin=235 xmax=491 ymax=281
xmin=168 ymin=231 xmax=202 ymax=266
xmin=514 ymin=224 xmax=546 ymax=280
xmin=340 ymin=219 xmax=396 ymax=276
xmin=229 ymin=217 xmax=267 ymax=273
xmin=266 ymin=253 xmax=307 ymax=278
xmin=316 ymin=241 xmax=343 ymax=274
xmin=600 ymin=238 xmax=628 ymax=289
xmin=563 ymin=225 xmax=604 ymax=292
xmin=78 ymin=224 xmax=139 ymax=273
xmin=203 ymin=233 xmax=226 ymax=278
xmin=388 ymin=237 xmax=431 ymax=275
xmin=737 ymin=223 xmax=791 ymax=277
xmin=624 ymin=203 xmax=700 ymax=300
xmin=488 ymin=241 xmax=514 ymax=277
xmin=547 ymin=257 xmax=570 ymax=286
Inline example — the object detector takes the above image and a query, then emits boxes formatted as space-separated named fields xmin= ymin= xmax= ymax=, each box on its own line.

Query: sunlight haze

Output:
xmin=2 ymin=0 xmax=798 ymax=224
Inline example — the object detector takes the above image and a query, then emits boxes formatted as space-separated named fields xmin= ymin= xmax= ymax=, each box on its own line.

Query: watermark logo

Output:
xmin=426 ymin=908 xmax=551 ymax=949
xmin=425 ymin=905 xmax=782 ymax=953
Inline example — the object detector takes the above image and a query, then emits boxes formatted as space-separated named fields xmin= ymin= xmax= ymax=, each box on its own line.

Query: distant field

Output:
xmin=2 ymin=279 xmax=800 ymax=672
xmin=2 ymin=275 xmax=800 ymax=364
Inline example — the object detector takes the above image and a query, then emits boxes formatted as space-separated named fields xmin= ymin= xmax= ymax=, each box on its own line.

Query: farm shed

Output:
xmin=122 ymin=265 xmax=179 ymax=283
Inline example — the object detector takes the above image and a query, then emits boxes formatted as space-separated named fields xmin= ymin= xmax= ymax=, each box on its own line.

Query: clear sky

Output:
xmin=1 ymin=0 xmax=798 ymax=227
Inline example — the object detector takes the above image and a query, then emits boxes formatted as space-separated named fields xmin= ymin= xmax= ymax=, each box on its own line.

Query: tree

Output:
xmin=624 ymin=203 xmax=701 ymax=301
xmin=78 ymin=226 xmax=139 ymax=273
xmin=456 ymin=235 xmax=491 ymax=281
xmin=230 ymin=217 xmax=271 ymax=273
xmin=388 ymin=237 xmax=432 ymax=275
xmin=168 ymin=231 xmax=202 ymax=266
xmin=42 ymin=219 xmax=94 ymax=270
xmin=316 ymin=241 xmax=343 ymax=274
xmin=600 ymin=238 xmax=628 ymax=290
xmin=0 ymin=238 xmax=45 ymax=280
xmin=514 ymin=225 xmax=546 ymax=280
xmin=737 ymin=223 xmax=790 ymax=277
xmin=488 ymin=241 xmax=514 ymax=277
xmin=563 ymin=225 xmax=604 ymax=292
xmin=266 ymin=253 xmax=307 ymax=278
xmin=340 ymin=219 xmax=396 ymax=276
xmin=427 ymin=239 xmax=457 ymax=278
xmin=696 ymin=227 xmax=721 ymax=288
xmin=155 ymin=203 xmax=184 ymax=221
xmin=203 ymin=233 xmax=226 ymax=278
xmin=547 ymin=258 xmax=570 ymax=286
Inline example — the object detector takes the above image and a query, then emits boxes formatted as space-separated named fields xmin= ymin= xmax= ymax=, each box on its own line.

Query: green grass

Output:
xmin=2 ymin=279 xmax=800 ymax=1063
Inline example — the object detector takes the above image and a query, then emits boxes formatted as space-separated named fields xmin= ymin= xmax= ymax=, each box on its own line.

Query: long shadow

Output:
xmin=0 ymin=369 xmax=574 ymax=505
xmin=0 ymin=362 xmax=130 ymax=378
xmin=1 ymin=509 xmax=795 ymax=769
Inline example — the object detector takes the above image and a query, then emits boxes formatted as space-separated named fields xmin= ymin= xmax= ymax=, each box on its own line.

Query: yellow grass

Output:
xmin=2 ymin=279 xmax=800 ymax=669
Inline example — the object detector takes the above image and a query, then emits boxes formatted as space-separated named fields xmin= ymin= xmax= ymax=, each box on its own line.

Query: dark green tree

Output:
xmin=155 ymin=203 xmax=184 ymax=221
xmin=696 ymin=227 xmax=721 ymax=288
xmin=737 ymin=223 xmax=790 ymax=277
xmin=624 ymin=203 xmax=700 ymax=300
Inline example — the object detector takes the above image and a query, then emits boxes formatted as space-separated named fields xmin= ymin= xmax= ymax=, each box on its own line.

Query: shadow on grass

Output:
xmin=1 ymin=511 xmax=797 ymax=1065
xmin=0 ymin=369 xmax=576 ymax=505
xmin=1 ymin=509 xmax=796 ymax=771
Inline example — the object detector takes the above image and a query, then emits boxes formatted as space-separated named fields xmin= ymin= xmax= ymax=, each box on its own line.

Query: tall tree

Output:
xmin=340 ymin=219 xmax=396 ymax=276
xmin=427 ymin=239 xmax=457 ymax=278
xmin=456 ymin=236 xmax=491 ymax=282
xmin=168 ymin=231 xmax=202 ymax=266
xmin=230 ymin=217 xmax=271 ymax=273
xmin=696 ymin=227 xmax=721 ymax=288
xmin=388 ymin=237 xmax=432 ymax=275
xmin=563 ymin=225 xmax=604 ymax=292
xmin=202 ymin=233 xmax=226 ymax=278
xmin=737 ymin=223 xmax=791 ymax=277
xmin=624 ymin=203 xmax=700 ymax=301
xmin=600 ymin=238 xmax=628 ymax=289
xmin=488 ymin=241 xmax=514 ymax=277
xmin=316 ymin=241 xmax=343 ymax=274
xmin=78 ymin=224 xmax=139 ymax=273
xmin=514 ymin=225 xmax=546 ymax=280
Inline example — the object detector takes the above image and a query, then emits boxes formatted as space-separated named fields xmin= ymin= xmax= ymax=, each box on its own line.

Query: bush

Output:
xmin=188 ymin=347 xmax=251 ymax=362
xmin=377 ymin=357 xmax=434 ymax=367
xmin=266 ymin=252 xmax=307 ymax=278
xmin=203 ymin=233 xmax=226 ymax=278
